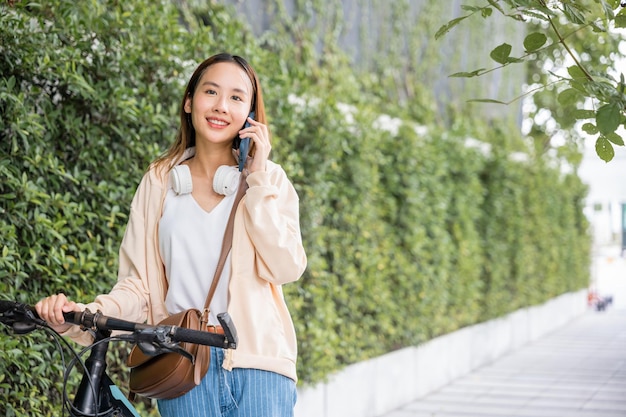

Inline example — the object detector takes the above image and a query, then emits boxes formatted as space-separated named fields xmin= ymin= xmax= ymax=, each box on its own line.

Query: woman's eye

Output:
xmin=231 ymin=95 xmax=242 ymax=101
xmin=206 ymin=89 xmax=217 ymax=95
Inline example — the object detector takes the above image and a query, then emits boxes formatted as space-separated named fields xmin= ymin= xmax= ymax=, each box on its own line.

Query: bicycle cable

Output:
xmin=29 ymin=319 xmax=126 ymax=417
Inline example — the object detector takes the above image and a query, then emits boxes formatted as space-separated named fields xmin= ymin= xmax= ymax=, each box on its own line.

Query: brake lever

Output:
xmin=217 ymin=312 xmax=238 ymax=349
xmin=135 ymin=341 xmax=195 ymax=363
xmin=130 ymin=325 xmax=194 ymax=363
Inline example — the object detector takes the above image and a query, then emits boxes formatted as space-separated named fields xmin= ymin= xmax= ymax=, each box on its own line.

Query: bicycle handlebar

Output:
xmin=0 ymin=300 xmax=238 ymax=349
xmin=1 ymin=299 xmax=239 ymax=416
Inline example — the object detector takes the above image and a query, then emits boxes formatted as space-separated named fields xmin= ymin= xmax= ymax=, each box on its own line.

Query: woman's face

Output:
xmin=184 ymin=61 xmax=253 ymax=146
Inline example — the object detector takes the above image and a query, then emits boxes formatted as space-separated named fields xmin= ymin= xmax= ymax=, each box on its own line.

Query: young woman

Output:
xmin=36 ymin=53 xmax=307 ymax=416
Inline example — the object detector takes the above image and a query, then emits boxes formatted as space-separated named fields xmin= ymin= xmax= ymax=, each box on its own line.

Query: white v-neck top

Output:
xmin=159 ymin=188 xmax=236 ymax=325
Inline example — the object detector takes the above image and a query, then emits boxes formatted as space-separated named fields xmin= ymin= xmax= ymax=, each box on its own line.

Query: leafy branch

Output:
xmin=436 ymin=0 xmax=626 ymax=162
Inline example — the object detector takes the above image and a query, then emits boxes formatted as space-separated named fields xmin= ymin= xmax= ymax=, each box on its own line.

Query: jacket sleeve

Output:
xmin=242 ymin=163 xmax=307 ymax=285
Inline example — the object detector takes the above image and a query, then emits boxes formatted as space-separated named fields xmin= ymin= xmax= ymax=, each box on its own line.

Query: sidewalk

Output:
xmin=381 ymin=308 xmax=626 ymax=417
xmin=380 ymin=245 xmax=626 ymax=417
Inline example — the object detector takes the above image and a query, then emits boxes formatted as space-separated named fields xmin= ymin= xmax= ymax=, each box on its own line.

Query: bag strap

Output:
xmin=201 ymin=171 xmax=249 ymax=321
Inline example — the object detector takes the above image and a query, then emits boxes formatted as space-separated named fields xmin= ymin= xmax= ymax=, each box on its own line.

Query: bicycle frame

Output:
xmin=70 ymin=328 xmax=140 ymax=417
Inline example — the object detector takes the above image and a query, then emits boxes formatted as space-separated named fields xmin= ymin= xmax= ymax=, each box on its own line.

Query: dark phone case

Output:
xmin=237 ymin=111 xmax=255 ymax=172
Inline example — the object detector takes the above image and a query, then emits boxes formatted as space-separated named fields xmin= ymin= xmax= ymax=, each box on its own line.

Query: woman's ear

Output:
xmin=184 ymin=95 xmax=192 ymax=114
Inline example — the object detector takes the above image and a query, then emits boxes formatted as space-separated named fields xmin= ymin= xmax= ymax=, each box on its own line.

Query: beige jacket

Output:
xmin=66 ymin=150 xmax=307 ymax=381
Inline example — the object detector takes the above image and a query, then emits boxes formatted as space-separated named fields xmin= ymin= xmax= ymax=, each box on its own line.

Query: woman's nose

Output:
xmin=213 ymin=96 xmax=228 ymax=113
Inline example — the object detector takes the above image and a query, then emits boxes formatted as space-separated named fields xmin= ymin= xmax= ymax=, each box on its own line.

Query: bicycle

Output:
xmin=0 ymin=300 xmax=238 ymax=417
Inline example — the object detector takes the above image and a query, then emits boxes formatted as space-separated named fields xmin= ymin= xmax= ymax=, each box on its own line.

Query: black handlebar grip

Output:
xmin=171 ymin=327 xmax=227 ymax=348
xmin=0 ymin=300 xmax=16 ymax=314
xmin=62 ymin=310 xmax=138 ymax=333
xmin=100 ymin=316 xmax=141 ymax=332
xmin=62 ymin=310 xmax=84 ymax=326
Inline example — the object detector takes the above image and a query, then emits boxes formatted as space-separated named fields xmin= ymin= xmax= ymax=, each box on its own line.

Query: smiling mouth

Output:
xmin=207 ymin=118 xmax=228 ymax=126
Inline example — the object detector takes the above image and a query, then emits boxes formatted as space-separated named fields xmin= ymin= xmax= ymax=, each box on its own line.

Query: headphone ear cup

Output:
xmin=213 ymin=165 xmax=240 ymax=196
xmin=170 ymin=165 xmax=193 ymax=195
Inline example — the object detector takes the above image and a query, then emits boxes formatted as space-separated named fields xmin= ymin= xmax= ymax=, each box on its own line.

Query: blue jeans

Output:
xmin=157 ymin=347 xmax=297 ymax=417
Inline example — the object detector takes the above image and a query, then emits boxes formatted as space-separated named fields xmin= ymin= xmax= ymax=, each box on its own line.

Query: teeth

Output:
xmin=208 ymin=118 xmax=227 ymax=126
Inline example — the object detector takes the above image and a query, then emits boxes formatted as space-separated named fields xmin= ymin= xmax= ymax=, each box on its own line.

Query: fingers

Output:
xmin=239 ymin=117 xmax=270 ymax=172
xmin=240 ymin=117 xmax=269 ymax=143
xmin=35 ymin=293 xmax=78 ymax=326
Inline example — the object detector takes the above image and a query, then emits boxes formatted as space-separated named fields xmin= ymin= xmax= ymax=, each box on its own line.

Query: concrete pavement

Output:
xmin=381 ymin=308 xmax=626 ymax=417
xmin=380 ymin=246 xmax=626 ymax=417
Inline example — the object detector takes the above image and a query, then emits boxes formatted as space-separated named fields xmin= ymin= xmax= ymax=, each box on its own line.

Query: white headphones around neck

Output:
xmin=170 ymin=164 xmax=240 ymax=197
xmin=212 ymin=165 xmax=240 ymax=196
xmin=170 ymin=165 xmax=193 ymax=195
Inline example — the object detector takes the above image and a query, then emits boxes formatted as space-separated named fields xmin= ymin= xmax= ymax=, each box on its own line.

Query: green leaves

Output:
xmin=562 ymin=3 xmax=586 ymax=25
xmin=557 ymin=88 xmax=582 ymax=106
xmin=596 ymin=103 xmax=621 ymax=135
xmin=567 ymin=65 xmax=588 ymax=80
xmin=450 ymin=69 xmax=487 ymax=78
xmin=579 ymin=103 xmax=625 ymax=162
xmin=448 ymin=41 xmax=525 ymax=79
xmin=488 ymin=43 xmax=523 ymax=65
xmin=435 ymin=1 xmax=626 ymax=161
xmin=616 ymin=14 xmax=626 ymax=28
xmin=490 ymin=43 xmax=513 ymax=64
xmin=596 ymin=136 xmax=615 ymax=162
xmin=523 ymin=32 xmax=547 ymax=52
xmin=435 ymin=15 xmax=470 ymax=40
xmin=435 ymin=5 xmax=494 ymax=39
xmin=449 ymin=41 xmax=525 ymax=78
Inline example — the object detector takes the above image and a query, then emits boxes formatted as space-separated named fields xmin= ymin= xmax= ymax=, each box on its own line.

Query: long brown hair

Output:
xmin=152 ymin=53 xmax=267 ymax=173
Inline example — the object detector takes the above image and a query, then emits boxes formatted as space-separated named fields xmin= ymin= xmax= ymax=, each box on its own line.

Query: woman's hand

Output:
xmin=239 ymin=116 xmax=271 ymax=173
xmin=35 ymin=293 xmax=80 ymax=333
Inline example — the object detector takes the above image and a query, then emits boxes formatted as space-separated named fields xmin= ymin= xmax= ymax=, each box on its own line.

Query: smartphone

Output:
xmin=234 ymin=111 xmax=255 ymax=172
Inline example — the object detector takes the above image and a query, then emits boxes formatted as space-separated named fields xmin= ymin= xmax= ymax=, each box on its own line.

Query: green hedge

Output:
xmin=1 ymin=1 xmax=590 ymax=415
xmin=282 ymin=114 xmax=590 ymax=384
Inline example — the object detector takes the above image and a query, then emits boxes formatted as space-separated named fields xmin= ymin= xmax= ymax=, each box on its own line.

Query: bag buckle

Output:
xmin=200 ymin=308 xmax=210 ymax=328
